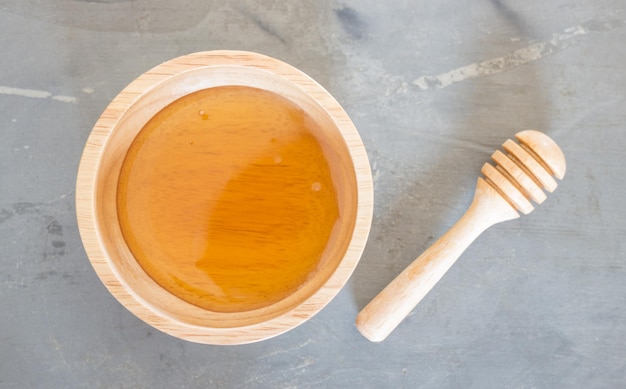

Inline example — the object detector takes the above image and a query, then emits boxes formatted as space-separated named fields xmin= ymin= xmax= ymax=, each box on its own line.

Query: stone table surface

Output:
xmin=1 ymin=1 xmax=625 ymax=388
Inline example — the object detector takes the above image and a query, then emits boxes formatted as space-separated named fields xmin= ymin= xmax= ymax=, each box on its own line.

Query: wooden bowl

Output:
xmin=76 ymin=51 xmax=373 ymax=344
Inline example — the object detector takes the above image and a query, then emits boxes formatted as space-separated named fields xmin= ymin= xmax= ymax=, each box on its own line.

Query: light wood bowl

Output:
xmin=76 ymin=51 xmax=373 ymax=345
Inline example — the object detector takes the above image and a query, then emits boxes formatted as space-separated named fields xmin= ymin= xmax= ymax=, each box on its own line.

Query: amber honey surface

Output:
xmin=117 ymin=86 xmax=341 ymax=313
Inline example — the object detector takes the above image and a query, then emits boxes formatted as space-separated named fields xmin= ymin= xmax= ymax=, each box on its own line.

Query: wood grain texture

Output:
xmin=356 ymin=131 xmax=565 ymax=342
xmin=75 ymin=51 xmax=373 ymax=345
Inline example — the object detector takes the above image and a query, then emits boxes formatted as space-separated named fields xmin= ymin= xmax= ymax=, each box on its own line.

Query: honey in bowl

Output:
xmin=117 ymin=85 xmax=342 ymax=313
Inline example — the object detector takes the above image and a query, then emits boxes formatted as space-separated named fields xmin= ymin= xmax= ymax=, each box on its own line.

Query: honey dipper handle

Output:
xmin=356 ymin=178 xmax=520 ymax=342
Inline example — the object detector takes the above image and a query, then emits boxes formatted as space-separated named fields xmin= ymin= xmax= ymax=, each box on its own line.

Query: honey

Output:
xmin=117 ymin=86 xmax=341 ymax=313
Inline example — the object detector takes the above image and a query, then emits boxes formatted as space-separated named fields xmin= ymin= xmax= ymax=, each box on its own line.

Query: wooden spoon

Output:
xmin=356 ymin=130 xmax=566 ymax=342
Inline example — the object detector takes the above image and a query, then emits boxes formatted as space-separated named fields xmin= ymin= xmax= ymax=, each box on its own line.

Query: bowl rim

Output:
xmin=76 ymin=50 xmax=373 ymax=344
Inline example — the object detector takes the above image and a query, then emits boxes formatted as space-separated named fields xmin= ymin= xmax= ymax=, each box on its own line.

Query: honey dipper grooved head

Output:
xmin=515 ymin=130 xmax=566 ymax=180
xmin=481 ymin=130 xmax=566 ymax=215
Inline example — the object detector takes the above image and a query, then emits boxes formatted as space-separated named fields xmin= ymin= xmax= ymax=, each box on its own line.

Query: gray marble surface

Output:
xmin=1 ymin=1 xmax=625 ymax=387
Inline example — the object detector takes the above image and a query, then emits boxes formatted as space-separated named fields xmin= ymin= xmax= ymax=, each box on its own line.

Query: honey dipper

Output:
xmin=356 ymin=130 xmax=566 ymax=342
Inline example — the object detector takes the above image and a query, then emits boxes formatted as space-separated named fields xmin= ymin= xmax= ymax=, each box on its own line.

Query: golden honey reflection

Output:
xmin=117 ymin=86 xmax=340 ymax=312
